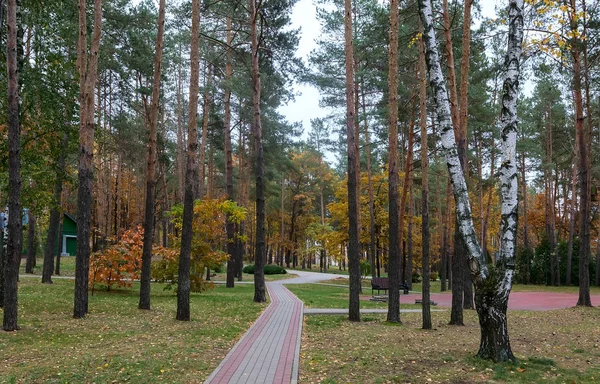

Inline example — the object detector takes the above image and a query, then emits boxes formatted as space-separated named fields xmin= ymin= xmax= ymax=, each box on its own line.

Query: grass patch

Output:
xmin=0 ymin=279 xmax=266 ymax=383
xmin=19 ymin=257 xmax=76 ymax=277
xmin=300 ymin=307 xmax=600 ymax=383
xmin=286 ymin=283 xmax=421 ymax=310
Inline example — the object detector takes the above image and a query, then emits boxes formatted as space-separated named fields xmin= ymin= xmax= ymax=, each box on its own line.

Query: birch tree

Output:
xmin=418 ymin=0 xmax=523 ymax=361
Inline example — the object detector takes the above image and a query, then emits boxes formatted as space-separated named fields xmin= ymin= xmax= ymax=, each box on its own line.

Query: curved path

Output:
xmin=204 ymin=270 xmax=343 ymax=384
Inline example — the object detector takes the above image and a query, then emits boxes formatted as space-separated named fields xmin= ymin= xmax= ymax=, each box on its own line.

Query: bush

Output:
xmin=360 ymin=260 xmax=371 ymax=277
xmin=243 ymin=264 xmax=287 ymax=275
xmin=430 ymin=272 xmax=438 ymax=281
xmin=412 ymin=271 xmax=422 ymax=283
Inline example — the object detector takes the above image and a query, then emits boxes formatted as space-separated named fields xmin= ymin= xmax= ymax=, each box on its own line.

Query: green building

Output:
xmin=57 ymin=213 xmax=77 ymax=256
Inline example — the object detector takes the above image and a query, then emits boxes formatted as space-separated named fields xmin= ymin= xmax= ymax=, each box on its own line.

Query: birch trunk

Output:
xmin=419 ymin=0 xmax=523 ymax=362
xmin=140 ymin=0 xmax=166 ymax=311
xmin=74 ymin=0 xmax=102 ymax=319
xmin=386 ymin=0 xmax=401 ymax=324
xmin=177 ymin=0 xmax=201 ymax=321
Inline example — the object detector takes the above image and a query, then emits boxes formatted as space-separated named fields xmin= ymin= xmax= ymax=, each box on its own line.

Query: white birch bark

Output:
xmin=498 ymin=0 xmax=524 ymax=293
xmin=418 ymin=0 xmax=486 ymax=281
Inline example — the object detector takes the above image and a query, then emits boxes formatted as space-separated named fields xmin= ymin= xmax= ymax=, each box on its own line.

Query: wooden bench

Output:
xmin=371 ymin=277 xmax=410 ymax=295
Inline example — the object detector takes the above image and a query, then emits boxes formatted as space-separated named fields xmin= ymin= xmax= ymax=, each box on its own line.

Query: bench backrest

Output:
xmin=372 ymin=277 xmax=389 ymax=289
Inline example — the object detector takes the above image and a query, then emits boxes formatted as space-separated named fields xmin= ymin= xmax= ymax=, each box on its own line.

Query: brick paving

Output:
xmin=204 ymin=282 xmax=303 ymax=384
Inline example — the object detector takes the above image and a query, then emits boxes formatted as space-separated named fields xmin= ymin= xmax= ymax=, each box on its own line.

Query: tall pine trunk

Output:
xmin=386 ymin=0 xmax=400 ymax=323
xmin=419 ymin=0 xmax=523 ymax=362
xmin=139 ymin=0 xmax=166 ymax=310
xmin=177 ymin=0 xmax=201 ymax=321
xmin=566 ymin=163 xmax=577 ymax=286
xmin=74 ymin=0 xmax=102 ymax=319
xmin=224 ymin=16 xmax=236 ymax=288
xmin=419 ymin=30 xmax=431 ymax=329
xmin=250 ymin=0 xmax=266 ymax=303
xmin=570 ymin=0 xmax=592 ymax=306
xmin=3 ymin=0 xmax=21 ymax=331
xmin=344 ymin=0 xmax=360 ymax=321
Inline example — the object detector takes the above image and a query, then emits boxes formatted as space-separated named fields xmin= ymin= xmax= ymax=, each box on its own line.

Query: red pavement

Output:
xmin=390 ymin=291 xmax=600 ymax=310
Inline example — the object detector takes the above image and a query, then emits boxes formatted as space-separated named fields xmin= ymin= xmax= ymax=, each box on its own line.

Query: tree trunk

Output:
xmin=362 ymin=86 xmax=376 ymax=280
xmin=419 ymin=0 xmax=523 ymax=362
xmin=3 ymin=0 xmax=21 ymax=331
xmin=0 ymin=226 xmax=5 ymax=308
xmin=406 ymin=175 xmax=414 ymax=289
xmin=566 ymin=163 xmax=577 ymax=286
xmin=224 ymin=15 xmax=236 ymax=288
xmin=386 ymin=0 xmax=400 ymax=324
xmin=344 ymin=0 xmax=360 ymax=322
xmin=595 ymin=238 xmax=600 ymax=286
xmin=43 ymin=134 xmax=68 ymax=283
xmin=520 ymin=149 xmax=530 ymax=283
xmin=55 ymin=217 xmax=63 ymax=275
xmin=544 ymin=107 xmax=557 ymax=286
xmin=419 ymin=31 xmax=432 ymax=329
xmin=139 ymin=0 xmax=165 ymax=311
xmin=74 ymin=0 xmax=102 ymax=320
xmin=25 ymin=212 xmax=36 ymax=273
xmin=249 ymin=0 xmax=266 ymax=303
xmin=176 ymin=55 xmax=185 ymax=205
xmin=199 ymin=62 xmax=212 ymax=199
xmin=177 ymin=0 xmax=201 ymax=321
xmin=570 ymin=0 xmax=591 ymax=306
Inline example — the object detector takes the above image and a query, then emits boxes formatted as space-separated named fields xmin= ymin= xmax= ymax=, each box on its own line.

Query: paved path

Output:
xmin=204 ymin=282 xmax=303 ymax=384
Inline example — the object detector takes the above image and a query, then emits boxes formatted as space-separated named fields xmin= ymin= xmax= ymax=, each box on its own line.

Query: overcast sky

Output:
xmin=277 ymin=0 xmax=499 ymax=140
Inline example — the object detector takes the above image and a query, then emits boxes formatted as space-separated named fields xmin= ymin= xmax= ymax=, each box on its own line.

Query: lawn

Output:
xmin=19 ymin=256 xmax=76 ymax=277
xmin=300 ymin=307 xmax=600 ymax=383
xmin=0 ymin=279 xmax=266 ymax=383
xmin=286 ymin=283 xmax=421 ymax=310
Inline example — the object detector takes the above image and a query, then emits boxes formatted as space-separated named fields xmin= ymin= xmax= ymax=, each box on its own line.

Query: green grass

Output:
xmin=300 ymin=308 xmax=600 ymax=383
xmin=286 ymin=283 xmax=421 ymax=309
xmin=19 ymin=256 xmax=76 ymax=277
xmin=0 ymin=279 xmax=266 ymax=383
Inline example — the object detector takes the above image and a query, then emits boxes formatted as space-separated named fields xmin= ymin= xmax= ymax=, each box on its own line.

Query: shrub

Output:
xmin=89 ymin=227 xmax=143 ymax=292
xmin=243 ymin=264 xmax=287 ymax=275
xmin=430 ymin=272 xmax=438 ymax=281
xmin=360 ymin=260 xmax=371 ymax=278
xmin=412 ymin=271 xmax=422 ymax=283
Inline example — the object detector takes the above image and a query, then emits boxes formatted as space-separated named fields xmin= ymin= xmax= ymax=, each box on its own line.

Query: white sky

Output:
xmin=277 ymin=0 xmax=499 ymax=139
